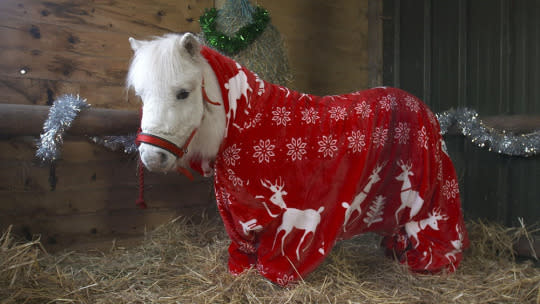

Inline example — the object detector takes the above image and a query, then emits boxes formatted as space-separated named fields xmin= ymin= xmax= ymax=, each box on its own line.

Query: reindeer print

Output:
xmin=342 ymin=163 xmax=384 ymax=231
xmin=405 ymin=208 xmax=448 ymax=248
xmin=394 ymin=160 xmax=425 ymax=223
xmin=257 ymin=178 xmax=324 ymax=260
xmin=224 ymin=62 xmax=253 ymax=132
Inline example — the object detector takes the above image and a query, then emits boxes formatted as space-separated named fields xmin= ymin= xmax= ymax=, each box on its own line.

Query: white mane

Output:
xmin=127 ymin=33 xmax=225 ymax=174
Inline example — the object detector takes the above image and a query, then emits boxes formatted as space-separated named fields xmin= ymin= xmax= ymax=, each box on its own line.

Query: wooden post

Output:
xmin=0 ymin=104 xmax=139 ymax=136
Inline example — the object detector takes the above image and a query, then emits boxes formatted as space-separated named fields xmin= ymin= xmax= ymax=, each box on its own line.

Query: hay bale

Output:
xmin=1 ymin=217 xmax=539 ymax=303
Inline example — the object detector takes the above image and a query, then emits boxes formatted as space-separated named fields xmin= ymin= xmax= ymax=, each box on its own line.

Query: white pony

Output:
xmin=127 ymin=33 xmax=468 ymax=286
xmin=127 ymin=33 xmax=225 ymax=176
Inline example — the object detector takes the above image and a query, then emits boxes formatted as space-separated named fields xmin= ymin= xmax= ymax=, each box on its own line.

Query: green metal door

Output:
xmin=383 ymin=0 xmax=540 ymax=225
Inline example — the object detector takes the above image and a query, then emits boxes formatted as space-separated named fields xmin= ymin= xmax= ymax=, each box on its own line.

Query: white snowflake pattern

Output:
xmin=379 ymin=94 xmax=398 ymax=111
xmin=354 ymin=101 xmax=372 ymax=118
xmin=372 ymin=126 xmax=388 ymax=148
xmin=329 ymin=106 xmax=347 ymax=121
xmin=427 ymin=109 xmax=438 ymax=126
xmin=272 ymin=106 xmax=291 ymax=126
xmin=276 ymin=273 xmax=295 ymax=286
xmin=218 ymin=190 xmax=232 ymax=206
xmin=417 ymin=126 xmax=429 ymax=150
xmin=301 ymin=107 xmax=320 ymax=124
xmin=347 ymin=131 xmax=366 ymax=153
xmin=252 ymin=139 xmax=276 ymax=163
xmin=286 ymin=137 xmax=307 ymax=161
xmin=317 ymin=135 xmax=338 ymax=158
xmin=237 ymin=241 xmax=256 ymax=254
xmin=223 ymin=144 xmax=241 ymax=166
xmin=405 ymin=95 xmax=420 ymax=113
xmin=442 ymin=179 xmax=459 ymax=200
xmin=227 ymin=169 xmax=243 ymax=187
xmin=394 ymin=122 xmax=410 ymax=144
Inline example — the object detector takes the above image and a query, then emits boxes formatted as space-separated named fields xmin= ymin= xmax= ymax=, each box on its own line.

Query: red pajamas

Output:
xmin=199 ymin=47 xmax=469 ymax=286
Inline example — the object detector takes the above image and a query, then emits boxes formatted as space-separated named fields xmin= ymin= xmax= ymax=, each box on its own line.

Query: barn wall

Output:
xmin=0 ymin=0 xmax=371 ymax=248
xmin=0 ymin=0 xmax=215 ymax=248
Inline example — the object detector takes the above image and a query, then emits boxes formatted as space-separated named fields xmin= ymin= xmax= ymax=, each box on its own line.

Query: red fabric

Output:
xmin=200 ymin=47 xmax=469 ymax=286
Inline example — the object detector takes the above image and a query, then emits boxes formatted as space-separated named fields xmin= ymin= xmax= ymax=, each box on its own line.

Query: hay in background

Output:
xmin=200 ymin=0 xmax=292 ymax=86
xmin=1 ymin=216 xmax=539 ymax=304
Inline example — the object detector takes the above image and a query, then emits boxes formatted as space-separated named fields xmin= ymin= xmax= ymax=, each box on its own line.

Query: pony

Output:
xmin=127 ymin=33 xmax=469 ymax=286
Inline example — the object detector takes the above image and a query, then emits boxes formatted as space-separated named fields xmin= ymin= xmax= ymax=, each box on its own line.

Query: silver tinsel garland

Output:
xmin=90 ymin=135 xmax=138 ymax=154
xmin=35 ymin=94 xmax=90 ymax=162
xmin=437 ymin=108 xmax=540 ymax=157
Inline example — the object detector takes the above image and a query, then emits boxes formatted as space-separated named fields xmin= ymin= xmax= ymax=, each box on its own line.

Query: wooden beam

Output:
xmin=0 ymin=103 xmax=538 ymax=137
xmin=0 ymin=103 xmax=139 ymax=136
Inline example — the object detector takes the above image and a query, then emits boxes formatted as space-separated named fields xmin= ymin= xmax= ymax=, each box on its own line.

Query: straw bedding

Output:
xmin=1 ymin=214 xmax=538 ymax=304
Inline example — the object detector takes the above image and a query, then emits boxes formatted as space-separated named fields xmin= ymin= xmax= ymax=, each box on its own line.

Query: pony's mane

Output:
xmin=126 ymin=33 xmax=202 ymax=96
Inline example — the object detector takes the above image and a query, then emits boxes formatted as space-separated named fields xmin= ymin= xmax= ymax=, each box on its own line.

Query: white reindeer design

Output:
xmin=405 ymin=208 xmax=448 ymax=248
xmin=342 ymin=163 xmax=384 ymax=231
xmin=224 ymin=63 xmax=253 ymax=131
xmin=445 ymin=224 xmax=464 ymax=270
xmin=395 ymin=160 xmax=424 ymax=223
xmin=256 ymin=178 xmax=324 ymax=260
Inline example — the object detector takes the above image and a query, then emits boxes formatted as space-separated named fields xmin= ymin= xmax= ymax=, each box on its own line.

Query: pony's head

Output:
xmin=127 ymin=33 xmax=207 ymax=172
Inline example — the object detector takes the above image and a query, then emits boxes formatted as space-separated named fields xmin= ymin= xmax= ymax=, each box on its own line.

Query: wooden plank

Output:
xmin=0 ymin=76 xmax=138 ymax=109
xmin=368 ymin=0 xmax=383 ymax=88
xmin=0 ymin=48 xmax=128 ymax=85
xmin=258 ymin=0 xmax=369 ymax=95
xmin=0 ymin=104 xmax=139 ymax=136
xmin=0 ymin=0 xmax=211 ymax=36
xmin=0 ymin=15 xmax=133 ymax=59
xmin=0 ymin=206 xmax=214 ymax=240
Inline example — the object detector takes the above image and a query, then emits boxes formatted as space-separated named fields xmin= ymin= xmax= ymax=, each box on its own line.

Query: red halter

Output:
xmin=134 ymin=78 xmax=220 ymax=208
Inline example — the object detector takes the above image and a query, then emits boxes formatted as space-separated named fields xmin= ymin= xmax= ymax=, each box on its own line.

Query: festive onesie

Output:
xmin=198 ymin=46 xmax=469 ymax=286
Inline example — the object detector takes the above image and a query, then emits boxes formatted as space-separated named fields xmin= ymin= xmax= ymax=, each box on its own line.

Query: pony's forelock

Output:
xmin=126 ymin=33 xmax=203 ymax=96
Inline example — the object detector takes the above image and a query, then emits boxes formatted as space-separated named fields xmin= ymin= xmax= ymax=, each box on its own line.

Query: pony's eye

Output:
xmin=176 ymin=89 xmax=190 ymax=100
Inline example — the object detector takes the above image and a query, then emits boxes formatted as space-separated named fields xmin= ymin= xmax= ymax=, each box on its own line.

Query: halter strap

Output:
xmin=202 ymin=78 xmax=221 ymax=106
xmin=136 ymin=130 xmax=196 ymax=159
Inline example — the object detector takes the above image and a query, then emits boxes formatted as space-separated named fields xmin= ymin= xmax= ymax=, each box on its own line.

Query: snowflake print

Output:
xmin=301 ymin=107 xmax=320 ymax=124
xmin=286 ymin=137 xmax=307 ymax=161
xmin=223 ymin=144 xmax=241 ymax=166
xmin=427 ymin=109 xmax=438 ymax=126
xmin=227 ymin=169 xmax=243 ymax=187
xmin=329 ymin=106 xmax=347 ymax=121
xmin=394 ymin=122 xmax=410 ymax=144
xmin=355 ymin=101 xmax=372 ymax=118
xmin=317 ymin=135 xmax=338 ymax=158
xmin=253 ymin=139 xmax=275 ymax=163
xmin=218 ymin=190 xmax=232 ymax=207
xmin=417 ymin=126 xmax=429 ymax=150
xmin=272 ymin=106 xmax=291 ymax=126
xmin=237 ymin=242 xmax=256 ymax=254
xmin=347 ymin=131 xmax=366 ymax=153
xmin=442 ymin=179 xmax=459 ymax=200
xmin=379 ymin=94 xmax=398 ymax=111
xmin=372 ymin=126 xmax=388 ymax=148
xmin=277 ymin=273 xmax=295 ymax=286
xmin=405 ymin=96 xmax=420 ymax=113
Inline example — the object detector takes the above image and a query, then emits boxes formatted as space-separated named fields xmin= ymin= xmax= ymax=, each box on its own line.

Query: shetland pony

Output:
xmin=127 ymin=33 xmax=468 ymax=286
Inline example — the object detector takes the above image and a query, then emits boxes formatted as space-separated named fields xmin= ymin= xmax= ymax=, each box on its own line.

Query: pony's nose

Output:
xmin=157 ymin=151 xmax=168 ymax=164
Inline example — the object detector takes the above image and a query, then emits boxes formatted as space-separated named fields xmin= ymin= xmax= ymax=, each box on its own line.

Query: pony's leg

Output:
xmin=227 ymin=242 xmax=256 ymax=275
xmin=394 ymin=156 xmax=469 ymax=273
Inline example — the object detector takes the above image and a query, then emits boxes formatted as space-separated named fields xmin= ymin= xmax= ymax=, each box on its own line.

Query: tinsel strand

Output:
xmin=35 ymin=94 xmax=90 ymax=162
xmin=437 ymin=108 xmax=540 ymax=157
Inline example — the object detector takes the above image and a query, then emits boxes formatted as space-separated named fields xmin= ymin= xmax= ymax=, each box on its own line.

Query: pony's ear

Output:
xmin=129 ymin=37 xmax=143 ymax=52
xmin=179 ymin=33 xmax=201 ymax=58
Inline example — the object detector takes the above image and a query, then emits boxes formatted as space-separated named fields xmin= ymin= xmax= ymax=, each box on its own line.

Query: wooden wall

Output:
xmin=0 ymin=0 xmax=372 ymax=249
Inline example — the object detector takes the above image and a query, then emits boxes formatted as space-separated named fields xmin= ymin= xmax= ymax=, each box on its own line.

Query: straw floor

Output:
xmin=1 ymin=215 xmax=538 ymax=304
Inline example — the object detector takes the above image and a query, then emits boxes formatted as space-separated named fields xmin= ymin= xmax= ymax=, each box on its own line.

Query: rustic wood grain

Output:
xmin=0 ymin=104 xmax=140 ymax=136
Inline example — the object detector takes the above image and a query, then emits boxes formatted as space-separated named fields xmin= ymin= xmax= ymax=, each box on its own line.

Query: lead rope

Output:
xmin=136 ymin=108 xmax=147 ymax=209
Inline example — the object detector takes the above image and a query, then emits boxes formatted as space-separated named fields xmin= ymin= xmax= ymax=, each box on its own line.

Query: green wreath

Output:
xmin=199 ymin=6 xmax=270 ymax=55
